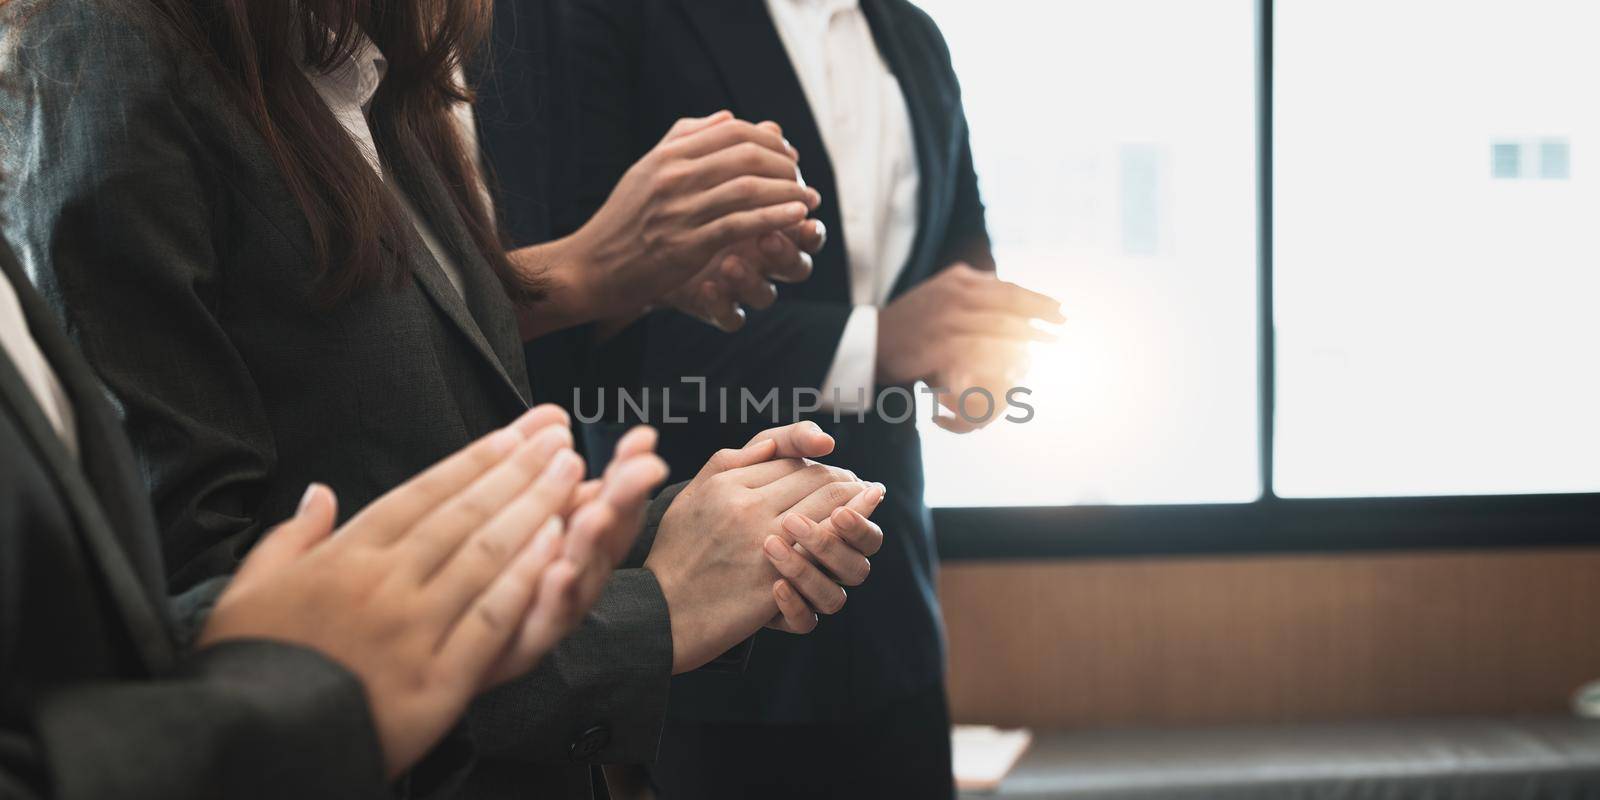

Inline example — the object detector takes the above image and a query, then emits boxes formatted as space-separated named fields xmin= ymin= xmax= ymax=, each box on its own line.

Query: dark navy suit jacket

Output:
xmin=476 ymin=0 xmax=994 ymax=724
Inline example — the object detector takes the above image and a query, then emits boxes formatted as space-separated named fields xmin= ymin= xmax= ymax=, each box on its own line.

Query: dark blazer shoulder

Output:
xmin=0 ymin=0 xmax=219 ymax=201
xmin=877 ymin=0 xmax=944 ymax=40
xmin=872 ymin=0 xmax=959 ymax=78
xmin=1 ymin=0 xmax=195 ymax=91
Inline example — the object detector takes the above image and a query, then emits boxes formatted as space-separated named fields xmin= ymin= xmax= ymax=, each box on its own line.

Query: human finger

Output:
xmin=346 ymin=426 xmax=524 ymax=547
xmin=745 ymin=420 xmax=835 ymax=460
xmin=762 ymin=535 xmax=847 ymax=615
xmin=425 ymin=449 xmax=584 ymax=623
xmin=401 ymin=427 xmax=574 ymax=577
xmin=766 ymin=580 xmax=818 ymax=634
xmin=780 ymin=511 xmax=870 ymax=587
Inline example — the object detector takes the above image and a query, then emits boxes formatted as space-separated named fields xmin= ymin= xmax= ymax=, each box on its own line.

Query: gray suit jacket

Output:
xmin=0 ymin=241 xmax=391 ymax=799
xmin=0 ymin=2 xmax=674 ymax=796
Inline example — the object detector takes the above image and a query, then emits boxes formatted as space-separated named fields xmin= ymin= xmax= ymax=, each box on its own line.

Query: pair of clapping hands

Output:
xmin=661 ymin=115 xmax=825 ymax=332
xmin=649 ymin=420 xmax=885 ymax=673
xmin=533 ymin=111 xmax=825 ymax=337
xmin=198 ymin=410 xmax=882 ymax=778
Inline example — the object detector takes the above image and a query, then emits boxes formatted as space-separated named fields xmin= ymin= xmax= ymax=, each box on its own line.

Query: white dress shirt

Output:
xmin=0 ymin=268 xmax=78 ymax=459
xmin=300 ymin=34 xmax=470 ymax=299
xmin=766 ymin=0 xmax=921 ymax=410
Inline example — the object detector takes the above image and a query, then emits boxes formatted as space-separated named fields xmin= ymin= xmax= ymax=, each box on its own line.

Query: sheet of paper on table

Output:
xmin=952 ymin=725 xmax=1033 ymax=793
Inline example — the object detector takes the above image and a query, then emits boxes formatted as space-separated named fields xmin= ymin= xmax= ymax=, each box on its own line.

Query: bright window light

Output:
xmin=913 ymin=0 xmax=1261 ymax=507
xmin=1274 ymin=0 xmax=1600 ymax=498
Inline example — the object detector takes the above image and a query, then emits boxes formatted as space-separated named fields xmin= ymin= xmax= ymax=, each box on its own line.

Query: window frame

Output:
xmin=935 ymin=0 xmax=1600 ymax=560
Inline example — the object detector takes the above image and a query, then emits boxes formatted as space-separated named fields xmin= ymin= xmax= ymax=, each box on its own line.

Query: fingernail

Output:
xmin=775 ymin=580 xmax=792 ymax=599
xmin=298 ymin=483 xmax=322 ymax=515
xmin=764 ymin=535 xmax=789 ymax=561
xmin=782 ymin=514 xmax=809 ymax=539
xmin=786 ymin=202 xmax=808 ymax=217
xmin=534 ymin=516 xmax=565 ymax=552
xmin=625 ymin=425 xmax=659 ymax=452
xmin=832 ymin=507 xmax=852 ymax=527
xmin=802 ymin=420 xmax=822 ymax=435
xmin=549 ymin=450 xmax=582 ymax=480
xmin=806 ymin=188 xmax=822 ymax=208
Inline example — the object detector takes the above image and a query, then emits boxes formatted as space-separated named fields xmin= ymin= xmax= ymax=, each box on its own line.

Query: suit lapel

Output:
xmin=860 ymin=0 xmax=942 ymax=301
xmin=0 ymin=251 xmax=176 ymax=674
xmin=207 ymin=65 xmax=532 ymax=409
xmin=678 ymin=0 xmax=852 ymax=303
xmin=387 ymin=152 xmax=533 ymax=407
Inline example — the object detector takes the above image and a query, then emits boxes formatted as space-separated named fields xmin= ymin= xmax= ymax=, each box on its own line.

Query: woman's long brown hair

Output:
xmin=140 ymin=0 xmax=534 ymax=305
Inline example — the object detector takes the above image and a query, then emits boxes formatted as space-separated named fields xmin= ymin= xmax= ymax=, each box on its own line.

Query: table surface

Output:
xmin=959 ymin=716 xmax=1600 ymax=799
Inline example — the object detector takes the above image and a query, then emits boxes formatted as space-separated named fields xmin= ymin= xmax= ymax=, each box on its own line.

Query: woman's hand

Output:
xmin=645 ymin=423 xmax=884 ymax=673
xmin=483 ymin=420 xmax=669 ymax=685
xmin=763 ymin=482 xmax=885 ymax=634
xmin=199 ymin=407 xmax=603 ymax=779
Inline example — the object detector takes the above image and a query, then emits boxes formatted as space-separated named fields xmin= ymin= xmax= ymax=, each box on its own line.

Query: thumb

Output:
xmin=664 ymin=110 xmax=733 ymax=142
xmin=748 ymin=420 xmax=835 ymax=460
xmin=700 ymin=435 xmax=780 ymax=475
xmin=234 ymin=484 xmax=338 ymax=586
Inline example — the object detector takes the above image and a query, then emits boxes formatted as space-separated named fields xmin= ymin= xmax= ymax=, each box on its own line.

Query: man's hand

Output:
xmin=666 ymin=219 xmax=826 ymax=331
xmin=535 ymin=113 xmax=821 ymax=326
xmin=877 ymin=263 xmax=1061 ymax=432
xmin=879 ymin=263 xmax=1062 ymax=385
xmin=645 ymin=422 xmax=883 ymax=673
xmin=665 ymin=120 xmax=828 ymax=332
xmin=201 ymin=408 xmax=598 ymax=779
xmin=925 ymin=338 xmax=1033 ymax=433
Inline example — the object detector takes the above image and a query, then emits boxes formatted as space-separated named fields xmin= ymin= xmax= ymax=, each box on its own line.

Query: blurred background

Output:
xmin=907 ymin=0 xmax=1600 ymax=795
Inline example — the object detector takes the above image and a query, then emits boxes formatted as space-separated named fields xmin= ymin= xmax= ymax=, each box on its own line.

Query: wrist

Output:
xmin=509 ymin=236 xmax=607 ymax=340
xmin=875 ymin=323 xmax=920 ymax=385
xmin=562 ymin=224 xmax=614 ymax=314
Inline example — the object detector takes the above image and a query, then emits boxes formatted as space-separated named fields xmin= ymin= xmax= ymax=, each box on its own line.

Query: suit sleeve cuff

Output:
xmin=621 ymin=480 xmax=686 ymax=568
xmin=817 ymin=305 xmax=878 ymax=411
xmin=466 ymin=568 xmax=672 ymax=765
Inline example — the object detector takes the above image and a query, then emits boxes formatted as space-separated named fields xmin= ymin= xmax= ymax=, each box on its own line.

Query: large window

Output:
xmin=1274 ymin=0 xmax=1600 ymax=498
xmin=912 ymin=0 xmax=1600 ymax=552
xmin=914 ymin=0 xmax=1261 ymax=508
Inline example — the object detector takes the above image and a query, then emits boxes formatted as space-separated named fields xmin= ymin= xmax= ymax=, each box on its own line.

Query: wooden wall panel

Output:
xmin=939 ymin=548 xmax=1600 ymax=728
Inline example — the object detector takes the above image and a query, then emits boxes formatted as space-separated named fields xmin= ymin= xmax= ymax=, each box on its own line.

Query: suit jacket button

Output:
xmin=570 ymin=725 xmax=611 ymax=761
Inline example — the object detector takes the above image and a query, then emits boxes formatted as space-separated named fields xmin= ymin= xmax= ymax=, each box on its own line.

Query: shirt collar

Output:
xmin=779 ymin=0 xmax=861 ymax=16
xmin=308 ymin=27 xmax=387 ymax=111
